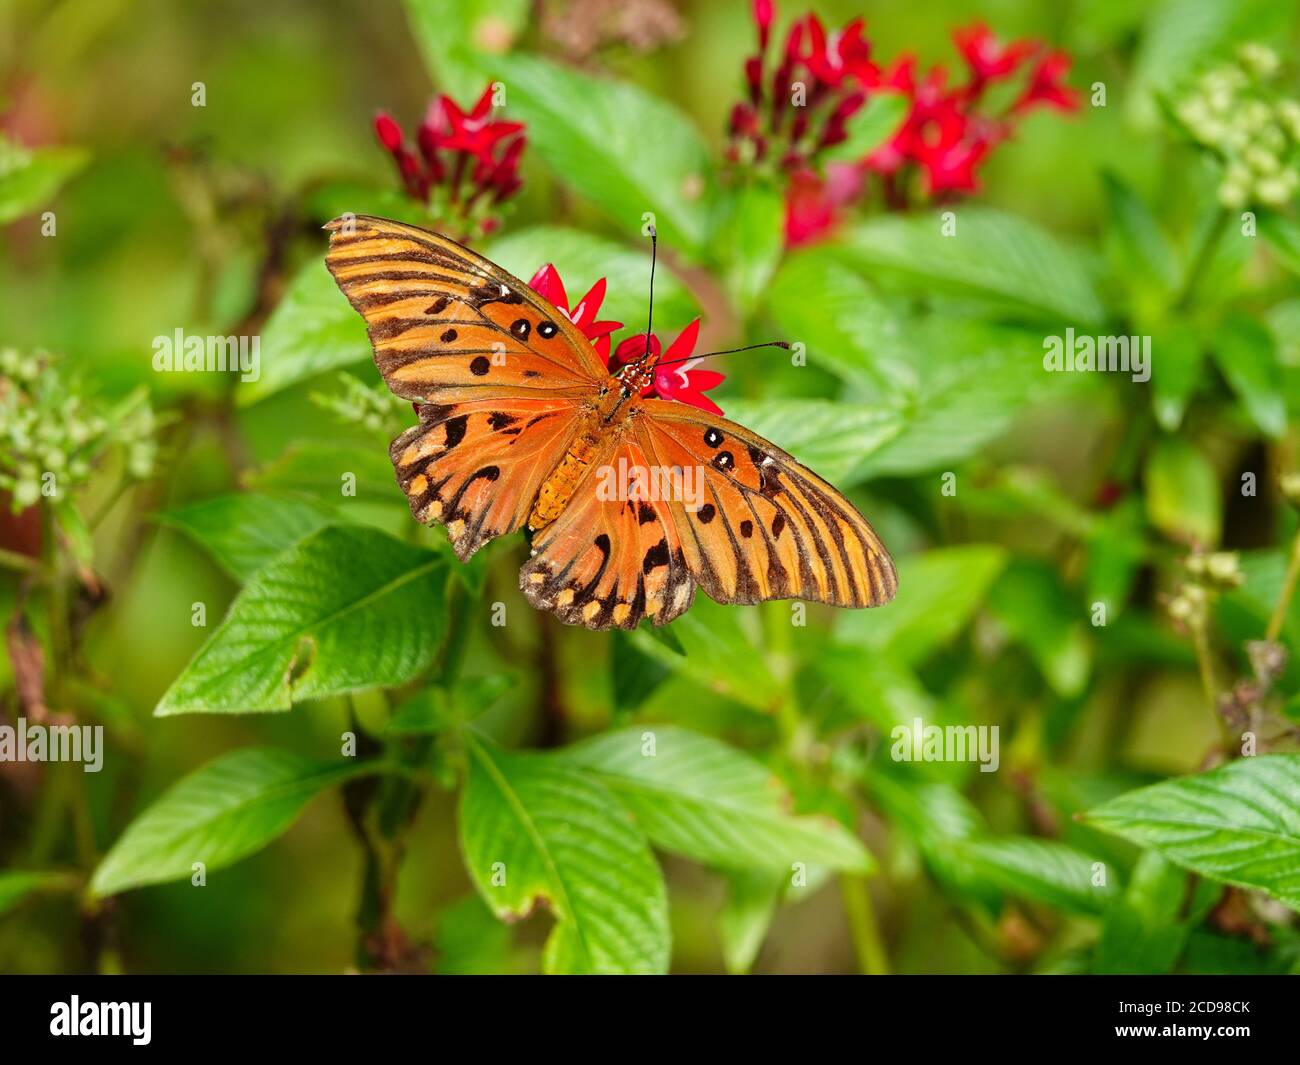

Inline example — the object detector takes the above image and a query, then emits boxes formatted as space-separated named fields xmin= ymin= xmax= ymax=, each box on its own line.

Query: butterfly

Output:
xmin=324 ymin=214 xmax=897 ymax=630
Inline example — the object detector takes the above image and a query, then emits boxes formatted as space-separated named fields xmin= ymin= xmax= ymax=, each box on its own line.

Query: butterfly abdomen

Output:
xmin=528 ymin=422 xmax=605 ymax=534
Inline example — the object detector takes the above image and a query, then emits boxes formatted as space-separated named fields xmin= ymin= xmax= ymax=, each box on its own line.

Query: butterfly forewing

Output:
xmin=325 ymin=215 xmax=607 ymax=401
xmin=635 ymin=401 xmax=897 ymax=610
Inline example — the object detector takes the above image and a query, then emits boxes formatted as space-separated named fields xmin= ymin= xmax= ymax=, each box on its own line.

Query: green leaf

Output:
xmin=483 ymin=224 xmax=696 ymax=328
xmin=1085 ymin=755 xmax=1300 ymax=909
xmin=1213 ymin=314 xmax=1286 ymax=438
xmin=988 ymin=560 xmax=1092 ymax=698
xmin=242 ymin=441 xmax=400 ymax=506
xmin=156 ymin=526 xmax=447 ymax=715
xmin=240 ymin=260 xmax=369 ymax=405
xmin=951 ymin=837 xmax=1118 ymax=915
xmin=712 ymin=181 xmax=785 ymax=312
xmin=815 ymin=651 xmax=936 ymax=736
xmin=719 ymin=870 xmax=783 ymax=974
xmin=1151 ymin=321 xmax=1203 ymax=431
xmin=628 ymin=598 xmax=779 ymax=711
xmin=609 ymin=629 xmax=671 ymax=714
xmin=821 ymin=92 xmax=909 ymax=163
xmin=493 ymin=55 xmax=711 ymax=255
xmin=841 ymin=208 xmax=1105 ymax=325
xmin=385 ymin=675 xmax=510 ymax=734
xmin=560 ymin=726 xmax=874 ymax=874
xmin=0 ymin=870 xmax=77 ymax=916
xmin=157 ymin=494 xmax=335 ymax=581
xmin=765 ymin=247 xmax=909 ymax=392
xmin=434 ymin=894 xmax=518 ymax=975
xmin=720 ymin=398 xmax=902 ymax=484
xmin=0 ymin=137 xmax=88 ymax=224
xmin=857 ymin=321 xmax=1085 ymax=477
xmin=834 ymin=545 xmax=1008 ymax=665
xmin=1094 ymin=851 xmax=1195 ymax=974
xmin=1100 ymin=172 xmax=1178 ymax=296
xmin=90 ymin=749 xmax=369 ymax=897
xmin=402 ymin=0 xmax=527 ymax=101
xmin=459 ymin=736 xmax=670 ymax=974
xmin=1257 ymin=209 xmax=1300 ymax=276
xmin=1143 ymin=435 xmax=1221 ymax=546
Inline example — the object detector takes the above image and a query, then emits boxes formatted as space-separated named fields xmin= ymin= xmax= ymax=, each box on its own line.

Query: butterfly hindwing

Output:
xmin=520 ymin=433 xmax=695 ymax=630
xmin=635 ymin=401 xmax=897 ymax=609
xmin=393 ymin=396 xmax=583 ymax=561
xmin=325 ymin=215 xmax=606 ymax=402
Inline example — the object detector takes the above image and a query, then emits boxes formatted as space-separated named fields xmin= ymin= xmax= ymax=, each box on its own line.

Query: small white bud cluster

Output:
xmin=1 ymin=349 xmax=157 ymax=510
xmin=1175 ymin=44 xmax=1300 ymax=209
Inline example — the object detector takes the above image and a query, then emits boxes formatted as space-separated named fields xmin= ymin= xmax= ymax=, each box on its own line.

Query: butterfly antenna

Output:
xmin=642 ymin=224 xmax=657 ymax=363
xmin=656 ymin=340 xmax=791 ymax=369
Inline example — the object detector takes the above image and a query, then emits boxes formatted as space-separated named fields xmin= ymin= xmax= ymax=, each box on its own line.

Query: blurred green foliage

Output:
xmin=2 ymin=0 xmax=1300 ymax=975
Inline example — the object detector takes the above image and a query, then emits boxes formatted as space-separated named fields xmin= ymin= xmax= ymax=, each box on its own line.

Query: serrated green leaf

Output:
xmin=0 ymin=138 xmax=88 ymax=224
xmin=1143 ymin=435 xmax=1221 ymax=546
xmin=841 ymin=208 xmax=1105 ymax=325
xmin=1086 ymin=755 xmax=1300 ymax=909
xmin=156 ymin=525 xmax=447 ymax=715
xmin=560 ymin=726 xmax=874 ymax=874
xmin=483 ymin=224 xmax=696 ymax=328
xmin=90 ymin=749 xmax=370 ymax=897
xmin=240 ymin=260 xmax=369 ymax=405
xmin=459 ymin=735 xmax=670 ymax=974
xmin=157 ymin=493 xmax=335 ymax=581
xmin=493 ymin=55 xmax=711 ymax=255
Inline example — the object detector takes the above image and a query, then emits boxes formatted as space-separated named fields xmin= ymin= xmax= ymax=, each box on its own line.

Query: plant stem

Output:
xmin=1190 ymin=621 xmax=1219 ymax=720
xmin=840 ymin=873 xmax=889 ymax=975
xmin=1265 ymin=528 xmax=1300 ymax=643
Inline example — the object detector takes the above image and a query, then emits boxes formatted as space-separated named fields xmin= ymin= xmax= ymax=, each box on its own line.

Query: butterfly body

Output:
xmin=327 ymin=215 xmax=897 ymax=631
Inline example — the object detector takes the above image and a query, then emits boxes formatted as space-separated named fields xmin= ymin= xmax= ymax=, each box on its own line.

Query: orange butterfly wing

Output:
xmin=634 ymin=401 xmax=897 ymax=610
xmin=391 ymin=397 xmax=584 ymax=561
xmin=325 ymin=214 xmax=606 ymax=400
xmin=519 ymin=433 xmax=695 ymax=629
xmin=326 ymin=215 xmax=606 ymax=558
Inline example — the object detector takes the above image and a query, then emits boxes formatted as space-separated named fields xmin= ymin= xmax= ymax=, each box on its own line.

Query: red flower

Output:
xmin=373 ymin=84 xmax=526 ymax=241
xmin=611 ymin=319 xmax=725 ymax=416
xmin=795 ymin=15 xmax=877 ymax=89
xmin=952 ymin=23 xmax=1036 ymax=86
xmin=1013 ymin=51 xmax=1080 ymax=113
xmin=729 ymin=6 xmax=1079 ymax=238
xmin=527 ymin=264 xmax=622 ymax=364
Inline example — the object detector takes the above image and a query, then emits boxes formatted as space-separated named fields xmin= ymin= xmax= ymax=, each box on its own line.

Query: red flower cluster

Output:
xmin=374 ymin=85 xmax=525 ymax=241
xmin=528 ymin=264 xmax=722 ymax=414
xmin=865 ymin=24 xmax=1079 ymax=200
xmin=728 ymin=4 xmax=1079 ymax=244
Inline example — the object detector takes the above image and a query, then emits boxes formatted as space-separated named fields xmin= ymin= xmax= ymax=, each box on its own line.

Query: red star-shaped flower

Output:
xmin=528 ymin=264 xmax=622 ymax=364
